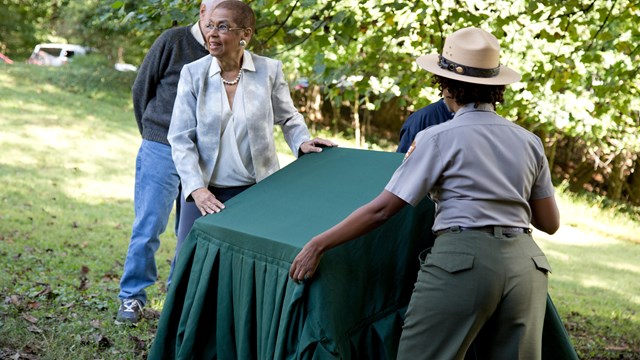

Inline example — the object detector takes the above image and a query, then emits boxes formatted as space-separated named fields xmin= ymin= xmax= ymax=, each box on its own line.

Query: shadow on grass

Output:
xmin=552 ymin=277 xmax=639 ymax=359
xmin=0 ymin=77 xmax=135 ymax=136
xmin=1 ymin=60 xmax=136 ymax=108
xmin=0 ymin=161 xmax=176 ymax=358
xmin=0 ymin=63 xmax=168 ymax=358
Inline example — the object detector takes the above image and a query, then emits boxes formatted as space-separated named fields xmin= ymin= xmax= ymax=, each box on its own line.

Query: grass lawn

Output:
xmin=1 ymin=62 xmax=639 ymax=359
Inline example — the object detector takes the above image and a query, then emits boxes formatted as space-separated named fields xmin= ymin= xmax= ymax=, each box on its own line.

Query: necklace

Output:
xmin=221 ymin=70 xmax=242 ymax=86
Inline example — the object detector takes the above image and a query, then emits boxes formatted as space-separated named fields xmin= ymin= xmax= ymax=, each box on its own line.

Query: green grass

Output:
xmin=0 ymin=62 xmax=167 ymax=359
xmin=1 ymin=62 xmax=639 ymax=359
xmin=534 ymin=193 xmax=640 ymax=358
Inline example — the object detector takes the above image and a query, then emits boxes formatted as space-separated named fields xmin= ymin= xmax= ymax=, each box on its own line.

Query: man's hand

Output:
xmin=191 ymin=188 xmax=225 ymax=215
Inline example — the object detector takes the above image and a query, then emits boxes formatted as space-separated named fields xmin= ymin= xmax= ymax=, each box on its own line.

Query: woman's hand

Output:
xmin=191 ymin=188 xmax=225 ymax=215
xmin=299 ymin=137 xmax=338 ymax=154
xmin=289 ymin=241 xmax=324 ymax=283
xmin=288 ymin=190 xmax=407 ymax=283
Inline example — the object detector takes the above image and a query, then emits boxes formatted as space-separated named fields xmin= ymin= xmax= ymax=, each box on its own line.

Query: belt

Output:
xmin=434 ymin=225 xmax=531 ymax=236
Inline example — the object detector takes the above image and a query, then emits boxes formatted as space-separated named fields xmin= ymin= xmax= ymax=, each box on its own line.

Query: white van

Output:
xmin=27 ymin=43 xmax=88 ymax=66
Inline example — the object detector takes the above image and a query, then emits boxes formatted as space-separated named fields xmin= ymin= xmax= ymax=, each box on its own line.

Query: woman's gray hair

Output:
xmin=214 ymin=1 xmax=255 ymax=31
xmin=201 ymin=0 xmax=215 ymax=8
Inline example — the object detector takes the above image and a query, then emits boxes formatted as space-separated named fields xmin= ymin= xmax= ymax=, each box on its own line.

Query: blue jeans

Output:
xmin=119 ymin=140 xmax=180 ymax=305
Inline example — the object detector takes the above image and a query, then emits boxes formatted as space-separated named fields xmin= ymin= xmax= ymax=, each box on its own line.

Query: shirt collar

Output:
xmin=208 ymin=51 xmax=256 ymax=77
xmin=191 ymin=22 xmax=207 ymax=49
xmin=453 ymin=103 xmax=495 ymax=119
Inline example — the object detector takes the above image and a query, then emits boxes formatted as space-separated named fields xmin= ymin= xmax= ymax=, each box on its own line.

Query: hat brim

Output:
xmin=416 ymin=54 xmax=521 ymax=85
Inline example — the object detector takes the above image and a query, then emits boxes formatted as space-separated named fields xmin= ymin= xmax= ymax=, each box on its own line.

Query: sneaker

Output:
xmin=115 ymin=298 xmax=144 ymax=325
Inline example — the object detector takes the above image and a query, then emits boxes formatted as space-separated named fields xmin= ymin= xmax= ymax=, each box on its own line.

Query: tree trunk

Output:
xmin=627 ymin=155 xmax=640 ymax=205
xmin=608 ymin=153 xmax=626 ymax=201
xmin=353 ymin=89 xmax=361 ymax=148
xmin=363 ymin=108 xmax=370 ymax=148
xmin=332 ymin=100 xmax=340 ymax=137
xmin=307 ymin=85 xmax=322 ymax=133
xmin=547 ymin=135 xmax=557 ymax=177
xmin=569 ymin=160 xmax=595 ymax=193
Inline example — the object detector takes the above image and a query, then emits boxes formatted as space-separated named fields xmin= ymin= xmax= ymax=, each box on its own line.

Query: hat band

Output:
xmin=438 ymin=55 xmax=500 ymax=78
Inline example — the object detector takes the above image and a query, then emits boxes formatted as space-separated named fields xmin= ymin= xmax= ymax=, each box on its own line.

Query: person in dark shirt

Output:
xmin=396 ymin=98 xmax=454 ymax=153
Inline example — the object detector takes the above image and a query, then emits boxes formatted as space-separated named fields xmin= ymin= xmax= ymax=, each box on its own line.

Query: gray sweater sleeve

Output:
xmin=132 ymin=34 xmax=166 ymax=135
xmin=131 ymin=26 xmax=209 ymax=143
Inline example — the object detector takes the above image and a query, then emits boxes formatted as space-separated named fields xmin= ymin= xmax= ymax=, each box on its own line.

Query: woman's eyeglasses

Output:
xmin=205 ymin=23 xmax=245 ymax=34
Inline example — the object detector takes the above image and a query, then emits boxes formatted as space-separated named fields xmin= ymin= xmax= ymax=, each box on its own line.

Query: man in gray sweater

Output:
xmin=117 ymin=0 xmax=222 ymax=325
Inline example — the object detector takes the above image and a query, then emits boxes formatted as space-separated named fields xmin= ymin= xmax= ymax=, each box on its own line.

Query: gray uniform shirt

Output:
xmin=385 ymin=103 xmax=554 ymax=232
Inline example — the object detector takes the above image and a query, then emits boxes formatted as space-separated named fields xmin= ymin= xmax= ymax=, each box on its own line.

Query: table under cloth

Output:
xmin=149 ymin=147 xmax=577 ymax=359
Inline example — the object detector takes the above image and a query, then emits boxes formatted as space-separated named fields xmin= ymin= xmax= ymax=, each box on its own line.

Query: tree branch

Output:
xmin=429 ymin=0 xmax=445 ymax=47
xmin=260 ymin=0 xmax=300 ymax=46
xmin=545 ymin=0 xmax=597 ymax=22
xmin=273 ymin=20 xmax=325 ymax=56
xmin=585 ymin=0 xmax=618 ymax=52
xmin=272 ymin=1 xmax=337 ymax=56
xmin=377 ymin=1 xmax=423 ymax=60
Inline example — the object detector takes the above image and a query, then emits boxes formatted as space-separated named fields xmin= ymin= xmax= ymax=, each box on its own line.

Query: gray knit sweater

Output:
xmin=132 ymin=25 xmax=209 ymax=145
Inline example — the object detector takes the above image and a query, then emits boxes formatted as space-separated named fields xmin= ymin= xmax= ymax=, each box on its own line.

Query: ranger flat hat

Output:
xmin=416 ymin=27 xmax=521 ymax=85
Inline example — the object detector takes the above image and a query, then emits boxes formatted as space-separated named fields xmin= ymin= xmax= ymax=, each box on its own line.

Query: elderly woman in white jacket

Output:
xmin=168 ymin=0 xmax=335 ymax=257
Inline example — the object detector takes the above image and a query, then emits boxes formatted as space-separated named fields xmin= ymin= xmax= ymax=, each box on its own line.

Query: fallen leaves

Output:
xmin=0 ymin=348 xmax=39 ymax=360
xmin=78 ymin=265 xmax=90 ymax=291
xmin=5 ymin=294 xmax=22 ymax=307
xmin=32 ymin=283 xmax=52 ymax=298
xmin=604 ymin=345 xmax=630 ymax=351
xmin=21 ymin=313 xmax=38 ymax=324
xmin=27 ymin=324 xmax=43 ymax=334
xmin=94 ymin=334 xmax=112 ymax=349
xmin=60 ymin=302 xmax=75 ymax=309
xmin=0 ymin=236 xmax=165 ymax=359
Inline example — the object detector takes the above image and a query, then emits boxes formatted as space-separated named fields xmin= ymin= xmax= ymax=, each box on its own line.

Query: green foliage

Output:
xmin=248 ymin=0 xmax=639 ymax=203
xmin=232 ymin=0 xmax=640 ymax=158
xmin=89 ymin=0 xmax=200 ymax=63
xmin=3 ymin=1 xmax=638 ymax=157
xmin=0 ymin=0 xmax=63 ymax=58
xmin=55 ymin=0 xmax=156 ymax=64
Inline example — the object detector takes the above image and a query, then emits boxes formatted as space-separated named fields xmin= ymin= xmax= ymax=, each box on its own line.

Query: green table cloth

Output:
xmin=149 ymin=147 xmax=577 ymax=359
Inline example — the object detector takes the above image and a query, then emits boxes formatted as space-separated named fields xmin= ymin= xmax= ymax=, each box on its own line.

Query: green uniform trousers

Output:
xmin=397 ymin=227 xmax=551 ymax=360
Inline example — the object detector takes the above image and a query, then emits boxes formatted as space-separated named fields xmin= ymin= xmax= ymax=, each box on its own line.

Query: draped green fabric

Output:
xmin=149 ymin=147 xmax=577 ymax=359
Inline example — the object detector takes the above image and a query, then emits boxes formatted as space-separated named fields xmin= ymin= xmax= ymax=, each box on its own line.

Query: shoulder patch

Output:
xmin=404 ymin=140 xmax=416 ymax=161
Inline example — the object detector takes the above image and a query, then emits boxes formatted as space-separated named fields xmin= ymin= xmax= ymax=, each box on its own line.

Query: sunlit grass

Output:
xmin=536 ymin=191 xmax=640 ymax=299
xmin=531 ymin=191 xmax=640 ymax=357
xmin=1 ymin=65 xmax=139 ymax=205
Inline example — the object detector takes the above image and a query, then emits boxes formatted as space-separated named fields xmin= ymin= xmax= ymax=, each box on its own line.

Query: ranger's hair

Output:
xmin=433 ymin=75 xmax=505 ymax=109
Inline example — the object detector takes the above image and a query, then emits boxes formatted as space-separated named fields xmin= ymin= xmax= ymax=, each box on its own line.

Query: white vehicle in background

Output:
xmin=114 ymin=62 xmax=137 ymax=72
xmin=27 ymin=43 xmax=88 ymax=66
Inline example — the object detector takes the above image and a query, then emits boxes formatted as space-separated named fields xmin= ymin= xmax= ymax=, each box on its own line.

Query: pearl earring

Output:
xmin=239 ymin=39 xmax=247 ymax=47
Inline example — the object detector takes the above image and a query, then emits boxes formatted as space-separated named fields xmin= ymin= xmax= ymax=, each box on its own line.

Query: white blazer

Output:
xmin=169 ymin=51 xmax=311 ymax=200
